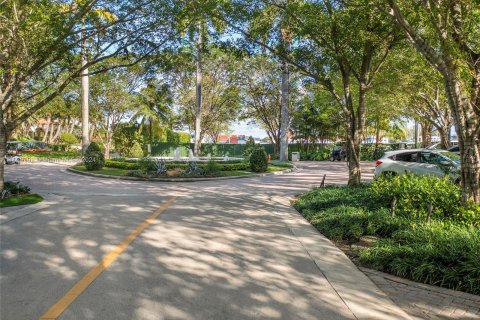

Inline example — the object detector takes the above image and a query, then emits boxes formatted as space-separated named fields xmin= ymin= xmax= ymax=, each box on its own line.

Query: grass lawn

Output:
xmin=0 ymin=194 xmax=43 ymax=208
xmin=72 ymin=162 xmax=293 ymax=178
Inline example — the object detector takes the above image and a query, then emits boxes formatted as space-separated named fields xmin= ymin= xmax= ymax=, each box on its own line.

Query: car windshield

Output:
xmin=438 ymin=151 xmax=460 ymax=164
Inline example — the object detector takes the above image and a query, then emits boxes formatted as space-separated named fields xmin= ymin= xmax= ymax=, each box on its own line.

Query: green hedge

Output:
xmin=371 ymin=174 xmax=480 ymax=226
xmin=105 ymin=160 xmax=249 ymax=171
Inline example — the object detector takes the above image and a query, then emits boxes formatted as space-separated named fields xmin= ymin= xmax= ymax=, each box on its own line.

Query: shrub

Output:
xmin=59 ymin=132 xmax=79 ymax=149
xmin=294 ymin=185 xmax=384 ymax=214
xmin=104 ymin=159 xmax=249 ymax=172
xmin=295 ymin=183 xmax=480 ymax=295
xmin=3 ymin=181 xmax=31 ymax=195
xmin=370 ymin=174 xmax=478 ymax=225
xmin=126 ymin=141 xmax=144 ymax=158
xmin=250 ymin=147 xmax=268 ymax=172
xmin=243 ymin=136 xmax=256 ymax=158
xmin=360 ymin=222 xmax=480 ymax=294
xmin=84 ymin=142 xmax=105 ymax=171
xmin=204 ymin=160 xmax=221 ymax=176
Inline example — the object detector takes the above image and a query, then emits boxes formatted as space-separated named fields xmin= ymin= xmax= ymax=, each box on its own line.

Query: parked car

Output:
xmin=374 ymin=149 xmax=460 ymax=182
xmin=4 ymin=155 xmax=21 ymax=164
xmin=330 ymin=146 xmax=347 ymax=161
xmin=448 ymin=145 xmax=460 ymax=154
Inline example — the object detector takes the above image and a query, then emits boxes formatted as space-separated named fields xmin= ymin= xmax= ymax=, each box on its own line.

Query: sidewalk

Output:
xmin=363 ymin=268 xmax=480 ymax=320
xmin=273 ymin=195 xmax=412 ymax=320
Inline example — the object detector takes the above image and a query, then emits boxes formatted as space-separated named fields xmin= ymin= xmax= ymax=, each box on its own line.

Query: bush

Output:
xmin=105 ymin=159 xmax=249 ymax=172
xmin=3 ymin=181 xmax=31 ymax=195
xmin=295 ymin=184 xmax=480 ymax=295
xmin=243 ymin=136 xmax=256 ymax=158
xmin=59 ymin=132 xmax=79 ymax=149
xmin=126 ymin=141 xmax=144 ymax=158
xmin=84 ymin=142 xmax=105 ymax=171
xmin=203 ymin=160 xmax=221 ymax=176
xmin=250 ymin=147 xmax=268 ymax=172
xmin=370 ymin=174 xmax=479 ymax=225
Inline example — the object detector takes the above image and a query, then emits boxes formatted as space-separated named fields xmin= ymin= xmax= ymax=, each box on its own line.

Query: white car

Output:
xmin=4 ymin=155 xmax=21 ymax=164
xmin=374 ymin=149 xmax=460 ymax=182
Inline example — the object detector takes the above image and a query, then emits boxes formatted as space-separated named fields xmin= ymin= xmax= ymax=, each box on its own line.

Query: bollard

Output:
xmin=427 ymin=204 xmax=433 ymax=223
xmin=391 ymin=196 xmax=397 ymax=217
xmin=320 ymin=174 xmax=326 ymax=187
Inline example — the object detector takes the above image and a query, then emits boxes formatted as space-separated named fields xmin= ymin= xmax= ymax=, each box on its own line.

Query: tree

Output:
xmin=89 ymin=63 xmax=138 ymax=159
xmin=387 ymin=0 xmax=479 ymax=201
xmin=291 ymin=86 xmax=341 ymax=151
xmin=225 ymin=0 xmax=401 ymax=184
xmin=173 ymin=49 xmax=241 ymax=149
xmin=379 ymin=49 xmax=454 ymax=149
xmin=239 ymin=55 xmax=296 ymax=155
xmin=0 ymin=0 xmax=182 ymax=191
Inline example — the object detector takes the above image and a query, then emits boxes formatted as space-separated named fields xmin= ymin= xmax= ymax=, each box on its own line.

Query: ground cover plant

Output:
xmin=294 ymin=176 xmax=480 ymax=295
xmin=0 ymin=181 xmax=42 ymax=208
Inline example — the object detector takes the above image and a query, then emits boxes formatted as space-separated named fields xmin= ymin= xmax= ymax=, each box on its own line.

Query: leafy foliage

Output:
xmin=295 ymin=184 xmax=480 ymax=294
xmin=3 ymin=181 xmax=31 ymax=195
xmin=84 ymin=142 xmax=105 ymax=171
xmin=59 ymin=133 xmax=79 ymax=147
xmin=371 ymin=174 xmax=479 ymax=225
xmin=249 ymin=147 xmax=268 ymax=173
xmin=126 ymin=141 xmax=144 ymax=158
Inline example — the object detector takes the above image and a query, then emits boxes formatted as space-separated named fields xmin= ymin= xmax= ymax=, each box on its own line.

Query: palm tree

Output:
xmin=77 ymin=6 xmax=116 ymax=153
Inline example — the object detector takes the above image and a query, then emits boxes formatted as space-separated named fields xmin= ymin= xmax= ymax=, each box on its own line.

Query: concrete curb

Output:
xmin=272 ymin=196 xmax=412 ymax=320
xmin=0 ymin=193 xmax=63 ymax=225
xmin=66 ymin=164 xmax=299 ymax=182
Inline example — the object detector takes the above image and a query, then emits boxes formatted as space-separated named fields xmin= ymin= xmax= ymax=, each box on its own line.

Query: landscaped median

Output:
xmin=68 ymin=159 xmax=295 ymax=181
xmin=293 ymin=175 xmax=480 ymax=295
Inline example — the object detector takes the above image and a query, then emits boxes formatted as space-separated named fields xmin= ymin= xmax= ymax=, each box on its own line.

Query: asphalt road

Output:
xmin=0 ymin=161 xmax=410 ymax=320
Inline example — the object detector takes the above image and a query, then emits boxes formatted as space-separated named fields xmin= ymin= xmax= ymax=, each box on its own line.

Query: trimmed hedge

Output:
xmin=105 ymin=160 xmax=249 ymax=171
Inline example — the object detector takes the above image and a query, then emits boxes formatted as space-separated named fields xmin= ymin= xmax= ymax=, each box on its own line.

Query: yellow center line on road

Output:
xmin=39 ymin=196 xmax=177 ymax=320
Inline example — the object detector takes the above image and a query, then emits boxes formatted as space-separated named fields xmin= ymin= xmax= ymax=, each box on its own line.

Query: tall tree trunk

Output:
xmin=387 ymin=0 xmax=480 ymax=202
xmin=89 ymin=123 xmax=95 ymax=142
xmin=104 ymin=117 xmax=111 ymax=159
xmin=42 ymin=115 xmax=51 ymax=143
xmin=421 ymin=122 xmax=432 ymax=148
xmin=0 ymin=121 xmax=7 ymax=192
xmin=375 ymin=118 xmax=380 ymax=148
xmin=81 ymin=19 xmax=90 ymax=154
xmin=279 ymin=32 xmax=291 ymax=162
xmin=69 ymin=117 xmax=76 ymax=133
xmin=51 ymin=120 xmax=63 ymax=143
xmin=438 ymin=126 xmax=450 ymax=150
xmin=193 ymin=22 xmax=203 ymax=157
xmin=445 ymin=76 xmax=480 ymax=203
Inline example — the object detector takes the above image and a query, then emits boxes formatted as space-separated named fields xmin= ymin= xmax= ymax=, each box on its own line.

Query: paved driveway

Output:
xmin=0 ymin=161 xmax=412 ymax=320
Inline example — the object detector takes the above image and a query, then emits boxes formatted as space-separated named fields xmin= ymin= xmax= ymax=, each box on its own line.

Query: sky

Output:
xmin=229 ymin=121 xmax=268 ymax=138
